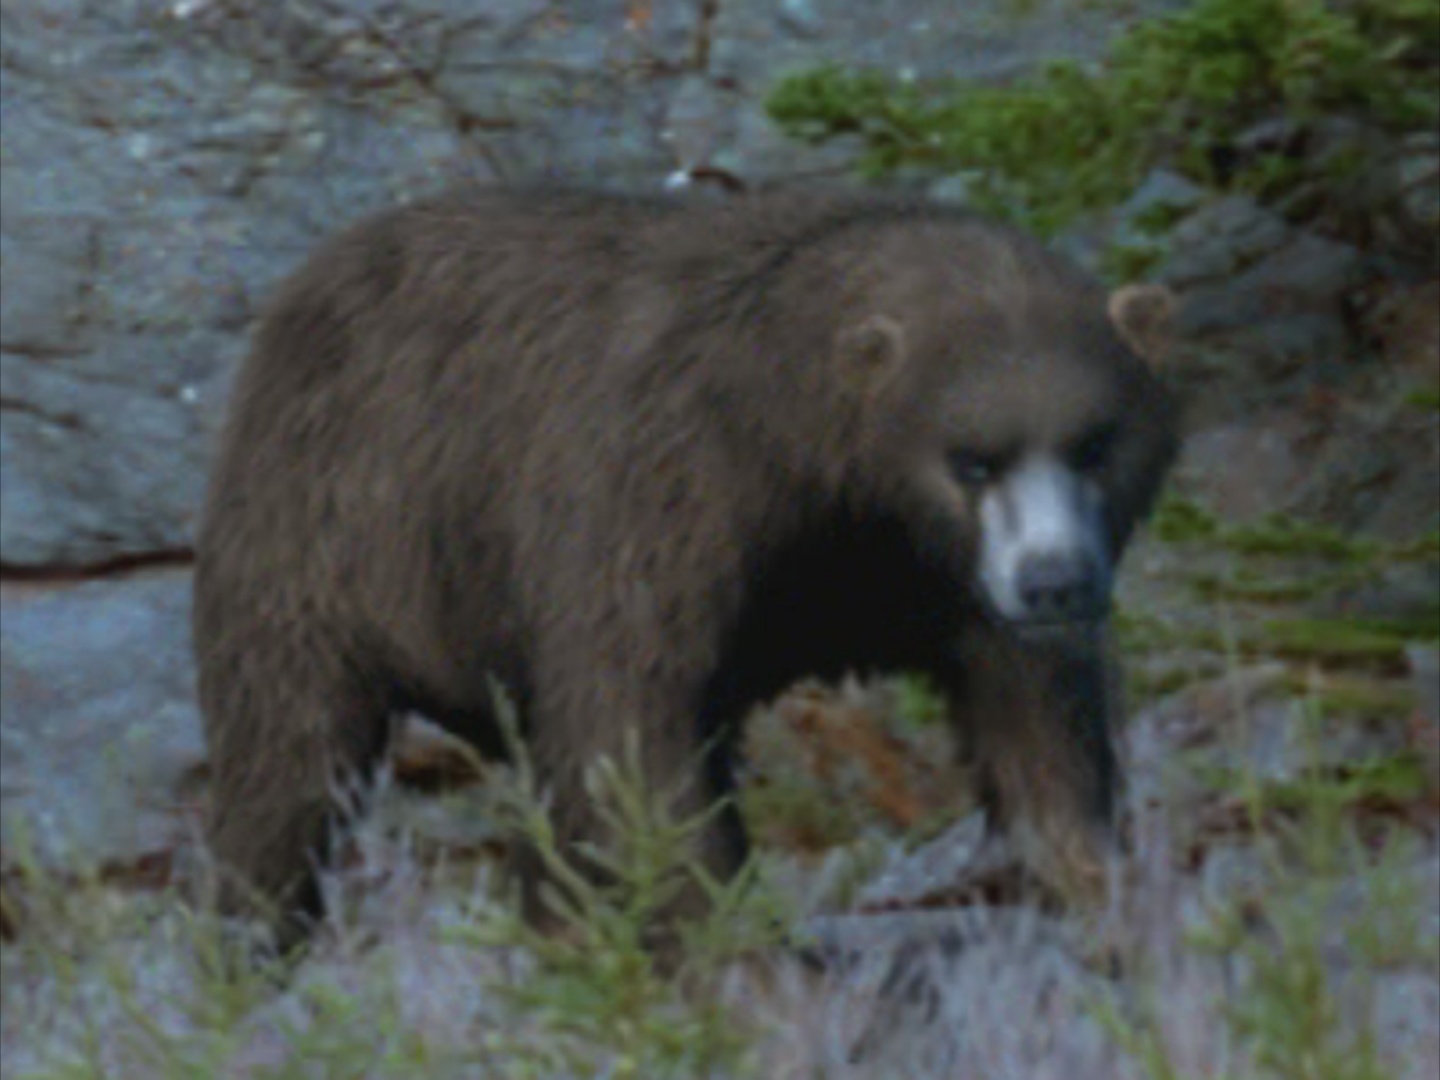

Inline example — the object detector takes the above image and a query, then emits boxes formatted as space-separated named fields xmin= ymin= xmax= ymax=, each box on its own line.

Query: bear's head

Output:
xmin=832 ymin=230 xmax=1180 ymax=635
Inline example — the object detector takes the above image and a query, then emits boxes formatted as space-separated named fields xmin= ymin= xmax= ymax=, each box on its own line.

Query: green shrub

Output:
xmin=766 ymin=0 xmax=1439 ymax=234
xmin=444 ymin=695 xmax=789 ymax=1078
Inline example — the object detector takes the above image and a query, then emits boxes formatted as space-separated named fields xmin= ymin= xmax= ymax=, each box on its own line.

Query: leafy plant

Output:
xmin=444 ymin=690 xmax=788 ymax=1078
xmin=766 ymin=0 xmax=1440 ymax=234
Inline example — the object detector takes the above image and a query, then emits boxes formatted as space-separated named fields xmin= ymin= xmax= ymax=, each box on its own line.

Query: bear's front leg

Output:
xmin=940 ymin=621 xmax=1123 ymax=901
xmin=509 ymin=627 xmax=749 ymax=951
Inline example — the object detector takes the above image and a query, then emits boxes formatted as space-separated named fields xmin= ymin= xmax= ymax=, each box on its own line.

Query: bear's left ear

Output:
xmin=836 ymin=312 xmax=907 ymax=396
xmin=1107 ymin=283 xmax=1177 ymax=367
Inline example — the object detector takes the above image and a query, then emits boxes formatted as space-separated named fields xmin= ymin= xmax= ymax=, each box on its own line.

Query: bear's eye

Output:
xmin=1069 ymin=422 xmax=1120 ymax=473
xmin=947 ymin=447 xmax=1008 ymax=487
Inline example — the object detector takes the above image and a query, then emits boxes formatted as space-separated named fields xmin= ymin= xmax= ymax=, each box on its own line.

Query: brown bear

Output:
xmin=192 ymin=186 xmax=1180 ymax=949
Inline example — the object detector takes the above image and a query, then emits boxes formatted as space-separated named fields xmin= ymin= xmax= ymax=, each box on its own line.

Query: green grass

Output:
xmin=1403 ymin=386 xmax=1440 ymax=412
xmin=1153 ymin=494 xmax=1400 ymax=563
xmin=1126 ymin=662 xmax=1216 ymax=704
xmin=1182 ymin=566 xmax=1346 ymax=604
xmin=1255 ymin=613 xmax=1440 ymax=667
xmin=1287 ymin=672 xmax=1422 ymax=720
xmin=892 ymin=673 xmax=949 ymax=730
xmin=1151 ymin=493 xmax=1224 ymax=544
xmin=1223 ymin=517 xmax=1383 ymax=562
xmin=1120 ymin=609 xmax=1435 ymax=670
xmin=766 ymin=0 xmax=1440 ymax=236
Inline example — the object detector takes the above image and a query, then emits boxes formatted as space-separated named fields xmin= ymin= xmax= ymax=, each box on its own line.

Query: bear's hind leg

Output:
xmin=199 ymin=638 xmax=394 ymax=951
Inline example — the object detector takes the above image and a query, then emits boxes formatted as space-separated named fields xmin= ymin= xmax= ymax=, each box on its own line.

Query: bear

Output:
xmin=192 ymin=186 xmax=1180 ymax=950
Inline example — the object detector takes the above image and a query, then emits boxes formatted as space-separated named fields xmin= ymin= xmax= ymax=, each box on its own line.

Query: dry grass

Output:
xmin=3 ymin=659 xmax=1437 ymax=1080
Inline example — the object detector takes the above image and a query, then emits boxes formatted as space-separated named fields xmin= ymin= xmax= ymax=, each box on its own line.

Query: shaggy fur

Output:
xmin=193 ymin=187 xmax=1180 ymax=947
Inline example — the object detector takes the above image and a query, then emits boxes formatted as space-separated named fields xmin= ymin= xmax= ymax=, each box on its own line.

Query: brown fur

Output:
xmin=193 ymin=187 xmax=1180 ymax=947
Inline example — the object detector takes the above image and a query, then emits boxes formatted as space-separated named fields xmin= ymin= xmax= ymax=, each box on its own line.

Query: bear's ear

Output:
xmin=1107 ymin=283 xmax=1177 ymax=367
xmin=836 ymin=312 xmax=907 ymax=395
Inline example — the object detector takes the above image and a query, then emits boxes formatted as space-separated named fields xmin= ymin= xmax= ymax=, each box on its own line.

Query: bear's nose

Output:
xmin=1016 ymin=552 xmax=1102 ymax=622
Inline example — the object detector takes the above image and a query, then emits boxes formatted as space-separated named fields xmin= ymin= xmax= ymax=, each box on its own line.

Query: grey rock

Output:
xmin=428 ymin=1 xmax=699 ymax=184
xmin=1126 ymin=665 xmax=1289 ymax=800
xmin=1174 ymin=417 xmax=1307 ymax=522
xmin=0 ymin=216 xmax=100 ymax=357
xmin=0 ymin=0 xmax=478 ymax=566
xmin=1156 ymin=195 xmax=1291 ymax=288
xmin=1408 ymin=645 xmax=1440 ymax=791
xmin=1372 ymin=970 xmax=1440 ymax=1080
xmin=637 ymin=1 xmax=708 ymax=69
xmin=1198 ymin=843 xmax=1269 ymax=907
xmin=1399 ymin=132 xmax=1440 ymax=230
xmin=1106 ymin=168 xmax=1208 ymax=260
xmin=1243 ymin=232 xmax=1365 ymax=306
xmin=1119 ymin=169 xmax=1208 ymax=225
xmin=0 ymin=345 xmax=232 ymax=565
xmin=711 ymin=98 xmax=867 ymax=185
xmin=1049 ymin=218 xmax=1115 ymax=278
xmin=1288 ymin=403 xmax=1440 ymax=540
xmin=778 ymin=0 xmax=824 ymax=39
xmin=927 ymin=173 xmax=978 ymax=206
xmin=1409 ymin=645 xmax=1440 ymax=727
xmin=1173 ymin=230 xmax=1364 ymax=370
xmin=1233 ymin=116 xmax=1306 ymax=156
xmin=663 ymin=75 xmax=736 ymax=172
xmin=856 ymin=814 xmax=995 ymax=910
xmin=0 ymin=572 xmax=205 ymax=868
xmin=1326 ymin=563 xmax=1440 ymax=624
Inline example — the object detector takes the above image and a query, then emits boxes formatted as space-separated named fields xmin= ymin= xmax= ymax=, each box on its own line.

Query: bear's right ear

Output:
xmin=1107 ymin=283 xmax=1177 ymax=367
xmin=836 ymin=313 xmax=907 ymax=396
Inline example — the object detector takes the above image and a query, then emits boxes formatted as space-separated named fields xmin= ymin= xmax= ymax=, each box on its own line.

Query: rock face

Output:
xmin=1158 ymin=198 xmax=1364 ymax=375
xmin=0 ymin=573 xmax=205 ymax=865
xmin=1 ymin=0 xmax=473 ymax=567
